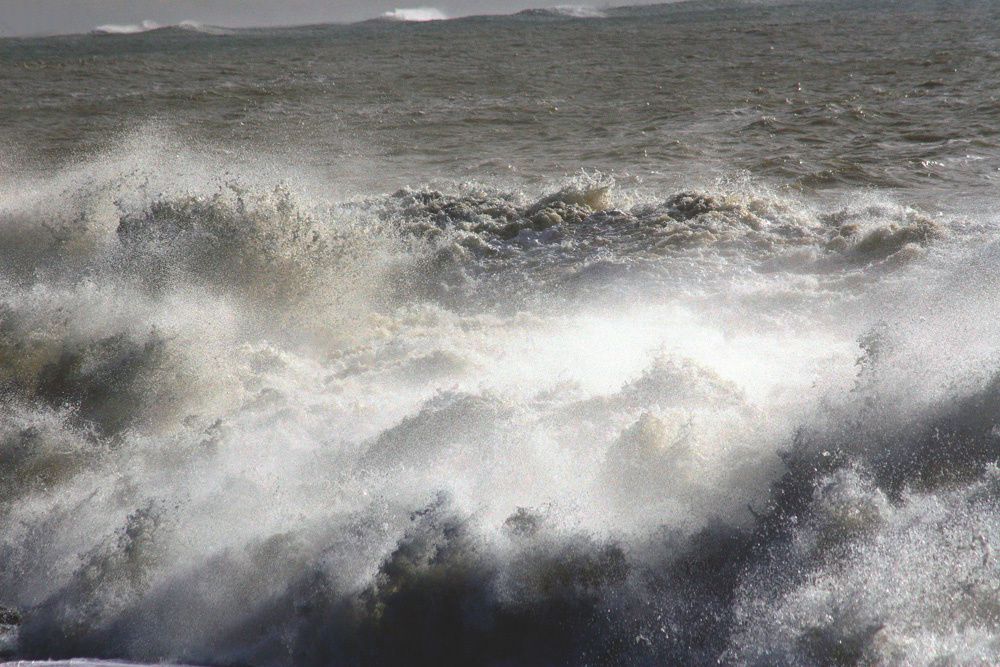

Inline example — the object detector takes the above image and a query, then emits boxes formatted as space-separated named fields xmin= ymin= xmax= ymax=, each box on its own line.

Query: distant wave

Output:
xmin=553 ymin=5 xmax=607 ymax=18
xmin=91 ymin=20 xmax=162 ymax=35
xmin=91 ymin=20 xmax=230 ymax=35
xmin=517 ymin=5 xmax=608 ymax=19
xmin=381 ymin=7 xmax=448 ymax=22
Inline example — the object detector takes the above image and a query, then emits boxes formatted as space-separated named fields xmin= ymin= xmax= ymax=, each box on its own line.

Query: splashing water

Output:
xmin=381 ymin=8 xmax=449 ymax=22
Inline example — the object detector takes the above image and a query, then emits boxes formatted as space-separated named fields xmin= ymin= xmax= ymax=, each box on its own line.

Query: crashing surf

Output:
xmin=0 ymin=134 xmax=994 ymax=665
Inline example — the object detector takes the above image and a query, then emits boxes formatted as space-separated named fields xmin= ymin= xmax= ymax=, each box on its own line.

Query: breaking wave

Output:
xmin=0 ymin=135 xmax=996 ymax=665
xmin=381 ymin=8 xmax=448 ymax=22
xmin=92 ymin=21 xmax=163 ymax=35
xmin=91 ymin=21 xmax=230 ymax=36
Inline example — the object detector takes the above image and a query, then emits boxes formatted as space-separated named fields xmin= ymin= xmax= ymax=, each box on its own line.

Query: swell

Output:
xmin=515 ymin=6 xmax=608 ymax=19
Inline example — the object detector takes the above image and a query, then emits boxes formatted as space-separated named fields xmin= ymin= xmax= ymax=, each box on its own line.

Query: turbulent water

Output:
xmin=1 ymin=1 xmax=1000 ymax=665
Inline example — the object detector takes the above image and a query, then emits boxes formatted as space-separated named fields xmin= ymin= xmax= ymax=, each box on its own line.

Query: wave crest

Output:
xmin=517 ymin=5 xmax=607 ymax=19
xmin=91 ymin=20 xmax=229 ymax=36
xmin=381 ymin=8 xmax=448 ymax=22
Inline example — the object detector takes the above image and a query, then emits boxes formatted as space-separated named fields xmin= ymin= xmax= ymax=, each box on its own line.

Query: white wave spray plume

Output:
xmin=0 ymin=111 xmax=996 ymax=666
xmin=382 ymin=8 xmax=448 ymax=22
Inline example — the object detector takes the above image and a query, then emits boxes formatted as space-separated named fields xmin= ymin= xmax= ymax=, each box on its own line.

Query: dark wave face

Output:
xmin=1 ymin=1 xmax=1000 ymax=666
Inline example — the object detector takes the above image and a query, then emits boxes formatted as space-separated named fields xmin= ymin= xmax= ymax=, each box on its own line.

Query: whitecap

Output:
xmin=91 ymin=20 xmax=161 ymax=35
xmin=382 ymin=7 xmax=448 ymax=22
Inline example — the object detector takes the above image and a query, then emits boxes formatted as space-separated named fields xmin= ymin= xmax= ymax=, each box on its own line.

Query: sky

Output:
xmin=0 ymin=1 xmax=669 ymax=37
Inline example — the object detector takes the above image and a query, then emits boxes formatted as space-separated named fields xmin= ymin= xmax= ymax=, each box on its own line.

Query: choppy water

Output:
xmin=1 ymin=1 xmax=1000 ymax=665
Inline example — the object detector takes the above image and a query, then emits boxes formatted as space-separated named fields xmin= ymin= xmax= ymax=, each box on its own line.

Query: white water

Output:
xmin=381 ymin=8 xmax=448 ymax=22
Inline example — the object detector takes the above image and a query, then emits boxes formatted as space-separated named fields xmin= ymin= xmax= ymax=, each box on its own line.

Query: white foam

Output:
xmin=90 ymin=20 xmax=226 ymax=35
xmin=550 ymin=5 xmax=607 ymax=18
xmin=91 ymin=20 xmax=161 ymax=35
xmin=382 ymin=7 xmax=448 ymax=22
xmin=0 ymin=129 xmax=989 ymax=664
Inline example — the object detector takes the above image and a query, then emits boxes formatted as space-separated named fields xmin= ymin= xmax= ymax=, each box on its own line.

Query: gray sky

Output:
xmin=0 ymin=1 xmax=668 ymax=37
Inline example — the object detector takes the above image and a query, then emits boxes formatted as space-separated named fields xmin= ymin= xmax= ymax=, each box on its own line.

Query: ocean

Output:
xmin=1 ymin=1 xmax=999 ymax=664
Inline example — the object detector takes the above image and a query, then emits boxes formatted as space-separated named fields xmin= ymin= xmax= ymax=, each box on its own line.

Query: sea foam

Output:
xmin=381 ymin=7 xmax=448 ymax=22
xmin=0 ymin=129 xmax=994 ymax=666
